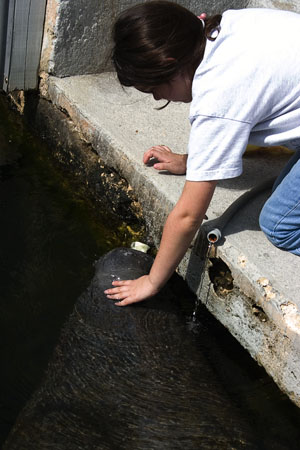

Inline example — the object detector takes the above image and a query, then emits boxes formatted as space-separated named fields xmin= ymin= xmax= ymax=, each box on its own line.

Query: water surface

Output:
xmin=0 ymin=94 xmax=134 ymax=443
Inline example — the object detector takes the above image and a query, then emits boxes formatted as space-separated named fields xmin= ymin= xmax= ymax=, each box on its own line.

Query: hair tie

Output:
xmin=197 ymin=16 xmax=205 ymax=28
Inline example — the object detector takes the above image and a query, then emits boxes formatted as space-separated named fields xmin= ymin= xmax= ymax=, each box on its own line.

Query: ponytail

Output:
xmin=112 ymin=1 xmax=221 ymax=89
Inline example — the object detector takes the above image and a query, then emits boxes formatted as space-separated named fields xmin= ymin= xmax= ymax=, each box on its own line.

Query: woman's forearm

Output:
xmin=148 ymin=208 xmax=201 ymax=289
xmin=149 ymin=180 xmax=217 ymax=289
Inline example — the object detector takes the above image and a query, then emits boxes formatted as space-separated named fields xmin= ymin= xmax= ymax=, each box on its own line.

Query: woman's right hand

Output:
xmin=143 ymin=145 xmax=187 ymax=175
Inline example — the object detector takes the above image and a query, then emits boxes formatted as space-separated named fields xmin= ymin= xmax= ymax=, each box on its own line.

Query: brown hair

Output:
xmin=112 ymin=1 xmax=221 ymax=89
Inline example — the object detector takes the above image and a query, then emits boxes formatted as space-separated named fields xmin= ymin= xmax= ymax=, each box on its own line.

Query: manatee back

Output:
xmin=4 ymin=249 xmax=258 ymax=449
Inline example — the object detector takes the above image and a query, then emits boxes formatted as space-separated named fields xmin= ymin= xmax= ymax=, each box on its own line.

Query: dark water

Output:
xmin=0 ymin=94 xmax=135 ymax=444
xmin=1 ymin=93 xmax=300 ymax=449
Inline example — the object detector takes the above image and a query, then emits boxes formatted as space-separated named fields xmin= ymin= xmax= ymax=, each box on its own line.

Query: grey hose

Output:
xmin=202 ymin=177 xmax=276 ymax=244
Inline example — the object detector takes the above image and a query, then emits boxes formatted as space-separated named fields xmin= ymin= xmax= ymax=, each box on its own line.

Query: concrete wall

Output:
xmin=40 ymin=0 xmax=249 ymax=78
xmin=248 ymin=0 xmax=299 ymax=10
xmin=40 ymin=0 xmax=300 ymax=78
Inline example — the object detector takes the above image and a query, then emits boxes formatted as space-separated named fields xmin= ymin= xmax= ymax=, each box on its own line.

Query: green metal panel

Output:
xmin=0 ymin=1 xmax=9 ymax=88
xmin=1 ymin=0 xmax=46 ymax=92
xmin=25 ymin=0 xmax=47 ymax=90
xmin=1 ymin=0 xmax=15 ymax=91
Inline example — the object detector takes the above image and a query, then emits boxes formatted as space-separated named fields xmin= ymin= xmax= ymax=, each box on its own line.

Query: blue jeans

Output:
xmin=259 ymin=151 xmax=300 ymax=256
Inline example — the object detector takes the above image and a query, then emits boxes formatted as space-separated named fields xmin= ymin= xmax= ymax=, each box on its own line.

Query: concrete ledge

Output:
xmin=45 ymin=73 xmax=300 ymax=406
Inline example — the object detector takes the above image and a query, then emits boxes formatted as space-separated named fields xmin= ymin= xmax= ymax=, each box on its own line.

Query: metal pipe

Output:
xmin=202 ymin=177 xmax=276 ymax=244
xmin=206 ymin=228 xmax=222 ymax=244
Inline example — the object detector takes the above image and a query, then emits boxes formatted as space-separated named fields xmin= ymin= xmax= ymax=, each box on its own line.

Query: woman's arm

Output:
xmin=104 ymin=179 xmax=217 ymax=305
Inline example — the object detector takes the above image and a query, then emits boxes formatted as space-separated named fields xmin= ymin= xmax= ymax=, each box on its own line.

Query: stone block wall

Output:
xmin=40 ymin=0 xmax=300 ymax=78
xmin=40 ymin=0 xmax=249 ymax=78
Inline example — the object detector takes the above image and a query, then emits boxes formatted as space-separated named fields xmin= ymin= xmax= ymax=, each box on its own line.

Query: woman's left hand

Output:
xmin=104 ymin=275 xmax=159 ymax=306
xmin=143 ymin=145 xmax=187 ymax=175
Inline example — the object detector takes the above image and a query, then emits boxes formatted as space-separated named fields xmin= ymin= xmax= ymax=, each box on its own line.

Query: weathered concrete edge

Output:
xmin=193 ymin=247 xmax=300 ymax=408
xmin=46 ymin=79 xmax=173 ymax=239
xmin=45 ymin=77 xmax=300 ymax=407
xmin=26 ymin=95 xmax=144 ymax=228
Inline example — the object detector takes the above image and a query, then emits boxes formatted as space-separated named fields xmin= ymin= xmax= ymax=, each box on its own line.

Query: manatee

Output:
xmin=4 ymin=248 xmax=258 ymax=449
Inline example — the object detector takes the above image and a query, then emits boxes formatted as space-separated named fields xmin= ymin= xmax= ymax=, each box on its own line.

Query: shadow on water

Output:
xmin=1 ymin=93 xmax=300 ymax=449
xmin=0 ymin=94 xmax=136 ymax=444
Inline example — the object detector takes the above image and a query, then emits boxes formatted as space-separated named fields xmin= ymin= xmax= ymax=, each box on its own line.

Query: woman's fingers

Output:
xmin=152 ymin=162 xmax=168 ymax=170
xmin=104 ymin=280 xmax=131 ymax=299
xmin=115 ymin=298 xmax=134 ymax=306
xmin=143 ymin=148 xmax=187 ymax=174
xmin=160 ymin=145 xmax=171 ymax=152
xmin=143 ymin=145 xmax=172 ymax=164
xmin=104 ymin=275 xmax=158 ymax=306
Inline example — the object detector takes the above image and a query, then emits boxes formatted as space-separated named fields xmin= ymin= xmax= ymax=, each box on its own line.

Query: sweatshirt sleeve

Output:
xmin=186 ymin=114 xmax=252 ymax=181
